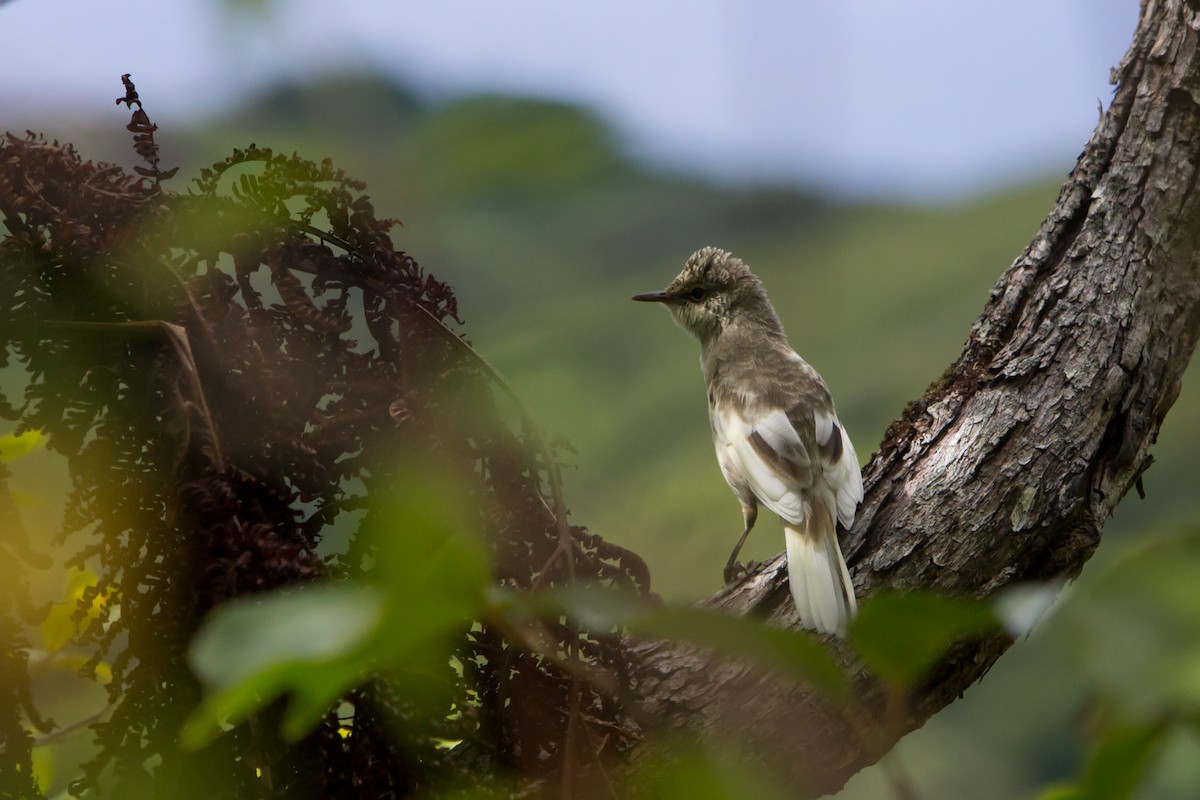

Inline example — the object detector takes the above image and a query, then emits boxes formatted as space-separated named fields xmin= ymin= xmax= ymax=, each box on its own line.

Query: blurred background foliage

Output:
xmin=4 ymin=69 xmax=1200 ymax=798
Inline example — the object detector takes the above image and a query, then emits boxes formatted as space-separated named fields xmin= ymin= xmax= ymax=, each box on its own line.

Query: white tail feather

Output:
xmin=784 ymin=512 xmax=856 ymax=636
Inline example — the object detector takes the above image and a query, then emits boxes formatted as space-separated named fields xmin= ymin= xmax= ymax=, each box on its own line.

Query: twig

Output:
xmin=879 ymin=687 xmax=923 ymax=800
xmin=562 ymin=676 xmax=582 ymax=800
xmin=32 ymin=705 xmax=112 ymax=747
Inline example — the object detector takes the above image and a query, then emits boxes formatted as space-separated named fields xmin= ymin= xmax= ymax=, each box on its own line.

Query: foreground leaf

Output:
xmin=623 ymin=738 xmax=793 ymax=800
xmin=848 ymin=590 xmax=1000 ymax=688
xmin=183 ymin=585 xmax=385 ymax=748
xmin=0 ymin=429 xmax=43 ymax=461
xmin=184 ymin=466 xmax=494 ymax=747
xmin=1037 ymin=722 xmax=1167 ymax=800
xmin=550 ymin=586 xmax=846 ymax=698
xmin=1053 ymin=532 xmax=1200 ymax=721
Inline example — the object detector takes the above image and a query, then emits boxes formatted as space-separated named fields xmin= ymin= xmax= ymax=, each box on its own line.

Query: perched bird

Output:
xmin=633 ymin=247 xmax=863 ymax=635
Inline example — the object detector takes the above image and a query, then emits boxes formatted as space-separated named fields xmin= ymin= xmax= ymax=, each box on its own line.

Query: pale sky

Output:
xmin=0 ymin=0 xmax=1138 ymax=198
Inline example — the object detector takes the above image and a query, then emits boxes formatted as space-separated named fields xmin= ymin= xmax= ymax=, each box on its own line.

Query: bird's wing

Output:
xmin=714 ymin=405 xmax=811 ymax=525
xmin=808 ymin=407 xmax=864 ymax=528
xmin=710 ymin=345 xmax=863 ymax=527
xmin=775 ymin=349 xmax=864 ymax=528
xmin=714 ymin=403 xmax=861 ymax=529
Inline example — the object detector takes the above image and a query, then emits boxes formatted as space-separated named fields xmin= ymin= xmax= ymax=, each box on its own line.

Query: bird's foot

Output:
xmin=723 ymin=559 xmax=762 ymax=585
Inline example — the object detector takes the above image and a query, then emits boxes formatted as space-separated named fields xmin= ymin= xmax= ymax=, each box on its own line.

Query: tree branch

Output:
xmin=627 ymin=1 xmax=1200 ymax=794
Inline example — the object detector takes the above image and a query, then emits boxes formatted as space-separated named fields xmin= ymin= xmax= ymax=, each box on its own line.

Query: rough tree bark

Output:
xmin=627 ymin=1 xmax=1200 ymax=794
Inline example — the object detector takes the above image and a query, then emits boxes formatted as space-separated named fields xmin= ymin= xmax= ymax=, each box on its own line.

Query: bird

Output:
xmin=633 ymin=247 xmax=863 ymax=635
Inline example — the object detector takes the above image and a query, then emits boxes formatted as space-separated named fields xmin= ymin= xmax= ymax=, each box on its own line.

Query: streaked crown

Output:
xmin=651 ymin=247 xmax=781 ymax=341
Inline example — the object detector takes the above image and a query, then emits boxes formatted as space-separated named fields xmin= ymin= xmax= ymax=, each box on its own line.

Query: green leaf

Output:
xmin=41 ymin=568 xmax=104 ymax=652
xmin=638 ymin=608 xmax=846 ymax=699
xmin=622 ymin=738 xmax=792 ymax=800
xmin=1038 ymin=723 xmax=1166 ymax=800
xmin=1053 ymin=532 xmax=1200 ymax=721
xmin=184 ymin=465 xmax=495 ymax=748
xmin=368 ymin=475 xmax=491 ymax=641
xmin=0 ymin=429 xmax=43 ymax=461
xmin=848 ymin=590 xmax=1000 ymax=688
xmin=183 ymin=585 xmax=385 ymax=748
xmin=548 ymin=586 xmax=846 ymax=699
xmin=189 ymin=584 xmax=383 ymax=688
xmin=1037 ymin=786 xmax=1083 ymax=800
xmin=1082 ymin=723 xmax=1166 ymax=800
xmin=36 ymin=652 xmax=113 ymax=684
xmin=32 ymin=744 xmax=52 ymax=794
xmin=41 ymin=602 xmax=80 ymax=655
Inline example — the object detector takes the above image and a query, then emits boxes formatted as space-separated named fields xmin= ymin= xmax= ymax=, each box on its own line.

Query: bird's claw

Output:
xmin=723 ymin=560 xmax=761 ymax=585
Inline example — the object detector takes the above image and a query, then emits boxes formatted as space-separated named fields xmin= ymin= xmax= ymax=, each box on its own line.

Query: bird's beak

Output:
xmin=632 ymin=290 xmax=670 ymax=303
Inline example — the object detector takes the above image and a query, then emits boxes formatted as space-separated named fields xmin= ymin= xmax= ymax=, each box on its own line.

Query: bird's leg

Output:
xmin=723 ymin=504 xmax=759 ymax=584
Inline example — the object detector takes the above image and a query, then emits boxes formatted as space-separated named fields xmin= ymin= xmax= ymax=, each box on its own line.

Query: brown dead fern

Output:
xmin=0 ymin=76 xmax=648 ymax=799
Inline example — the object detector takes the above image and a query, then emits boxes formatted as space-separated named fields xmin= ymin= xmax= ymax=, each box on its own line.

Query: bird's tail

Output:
xmin=784 ymin=506 xmax=856 ymax=636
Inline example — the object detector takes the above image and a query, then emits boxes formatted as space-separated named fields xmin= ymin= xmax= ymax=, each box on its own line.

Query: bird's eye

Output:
xmin=688 ymin=286 xmax=707 ymax=301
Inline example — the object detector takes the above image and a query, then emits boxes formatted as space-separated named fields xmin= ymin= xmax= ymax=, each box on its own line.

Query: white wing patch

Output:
xmin=713 ymin=407 xmax=807 ymax=523
xmin=815 ymin=408 xmax=863 ymax=527
xmin=830 ymin=422 xmax=864 ymax=527
xmin=714 ymin=405 xmax=863 ymax=529
xmin=813 ymin=407 xmax=836 ymax=446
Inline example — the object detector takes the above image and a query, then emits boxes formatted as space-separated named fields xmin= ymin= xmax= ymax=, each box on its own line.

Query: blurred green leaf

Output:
xmin=547 ymin=586 xmax=846 ymax=699
xmin=31 ymin=744 xmax=52 ymax=794
xmin=188 ymin=584 xmax=383 ymax=689
xmin=1037 ymin=723 xmax=1166 ymax=800
xmin=368 ymin=471 xmax=492 ymax=636
xmin=622 ymin=738 xmax=793 ymax=800
xmin=1039 ymin=787 xmax=1084 ymax=800
xmin=848 ymin=590 xmax=1000 ymax=688
xmin=635 ymin=608 xmax=846 ymax=699
xmin=185 ymin=465 xmax=494 ymax=747
xmin=1081 ymin=723 xmax=1167 ymax=800
xmin=183 ymin=584 xmax=385 ymax=748
xmin=41 ymin=568 xmax=106 ymax=653
xmin=34 ymin=652 xmax=113 ymax=685
xmin=41 ymin=595 xmax=82 ymax=654
xmin=1054 ymin=532 xmax=1200 ymax=721
xmin=0 ymin=429 xmax=43 ymax=461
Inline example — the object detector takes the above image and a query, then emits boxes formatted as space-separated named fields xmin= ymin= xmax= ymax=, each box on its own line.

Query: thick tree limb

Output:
xmin=628 ymin=1 xmax=1200 ymax=794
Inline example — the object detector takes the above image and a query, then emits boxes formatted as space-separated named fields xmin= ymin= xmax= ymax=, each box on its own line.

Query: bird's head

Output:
xmin=633 ymin=247 xmax=778 ymax=341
